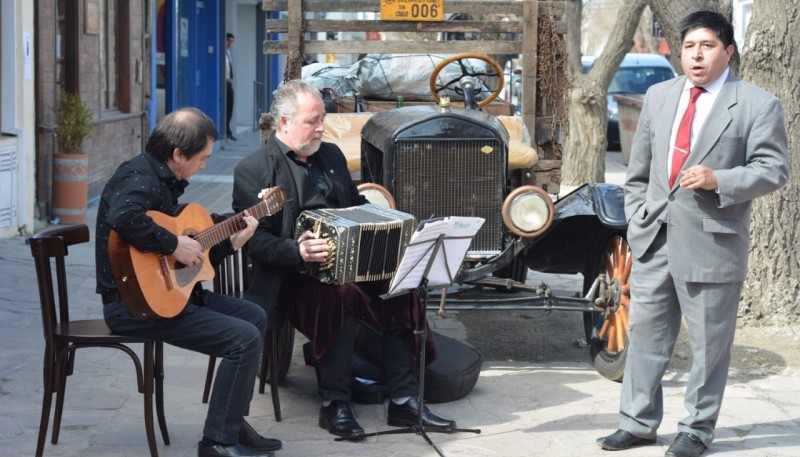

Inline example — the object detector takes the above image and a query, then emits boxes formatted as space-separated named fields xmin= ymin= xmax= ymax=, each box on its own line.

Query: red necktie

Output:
xmin=669 ymin=86 xmax=706 ymax=187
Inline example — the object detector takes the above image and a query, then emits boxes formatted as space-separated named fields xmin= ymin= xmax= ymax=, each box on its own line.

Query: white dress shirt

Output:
xmin=666 ymin=67 xmax=729 ymax=179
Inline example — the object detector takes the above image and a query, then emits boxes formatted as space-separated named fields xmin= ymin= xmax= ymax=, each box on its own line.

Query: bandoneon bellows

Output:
xmin=295 ymin=204 xmax=416 ymax=285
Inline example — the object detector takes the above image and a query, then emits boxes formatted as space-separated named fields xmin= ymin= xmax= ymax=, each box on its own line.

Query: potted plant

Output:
xmin=52 ymin=90 xmax=93 ymax=224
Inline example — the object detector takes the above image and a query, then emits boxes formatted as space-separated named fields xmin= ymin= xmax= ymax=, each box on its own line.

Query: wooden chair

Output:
xmin=201 ymin=228 xmax=295 ymax=422
xmin=29 ymin=224 xmax=169 ymax=457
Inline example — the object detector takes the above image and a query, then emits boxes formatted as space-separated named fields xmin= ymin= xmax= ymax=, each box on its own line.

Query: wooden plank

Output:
xmin=520 ymin=0 xmax=538 ymax=149
xmin=262 ymin=0 xmax=566 ymax=17
xmin=266 ymin=19 xmax=523 ymax=34
xmin=265 ymin=40 xmax=523 ymax=55
xmin=285 ymin=0 xmax=303 ymax=80
xmin=532 ymin=160 xmax=562 ymax=195
xmin=266 ymin=18 xmax=566 ymax=36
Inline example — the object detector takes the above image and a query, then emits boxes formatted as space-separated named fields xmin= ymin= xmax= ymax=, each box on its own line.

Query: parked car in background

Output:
xmin=582 ymin=53 xmax=676 ymax=150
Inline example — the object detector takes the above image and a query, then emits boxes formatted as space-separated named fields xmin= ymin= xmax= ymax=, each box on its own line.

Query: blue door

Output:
xmin=152 ymin=0 xmax=223 ymax=131
xmin=186 ymin=0 xmax=222 ymax=123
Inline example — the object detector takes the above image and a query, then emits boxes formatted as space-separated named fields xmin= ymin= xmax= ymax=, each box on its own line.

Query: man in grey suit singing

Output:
xmin=596 ymin=11 xmax=789 ymax=457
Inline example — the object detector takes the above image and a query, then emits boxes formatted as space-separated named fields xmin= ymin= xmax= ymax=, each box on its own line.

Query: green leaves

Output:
xmin=54 ymin=90 xmax=93 ymax=153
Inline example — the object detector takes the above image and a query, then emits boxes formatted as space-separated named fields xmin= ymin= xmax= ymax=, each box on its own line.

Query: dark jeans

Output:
xmin=104 ymin=290 xmax=267 ymax=444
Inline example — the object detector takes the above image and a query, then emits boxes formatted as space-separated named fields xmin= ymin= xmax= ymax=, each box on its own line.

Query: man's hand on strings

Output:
xmin=173 ymin=236 xmax=205 ymax=266
xmin=230 ymin=210 xmax=258 ymax=251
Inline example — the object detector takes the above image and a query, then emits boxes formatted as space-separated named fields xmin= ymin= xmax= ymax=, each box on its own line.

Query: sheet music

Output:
xmin=389 ymin=216 xmax=484 ymax=293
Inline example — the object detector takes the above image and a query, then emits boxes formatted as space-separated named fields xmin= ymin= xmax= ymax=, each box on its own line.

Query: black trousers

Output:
xmin=104 ymin=290 xmax=267 ymax=444
xmin=317 ymin=315 xmax=417 ymax=402
xmin=226 ymin=80 xmax=234 ymax=136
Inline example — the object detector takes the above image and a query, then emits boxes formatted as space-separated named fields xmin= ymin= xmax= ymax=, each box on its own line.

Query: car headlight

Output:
xmin=501 ymin=185 xmax=554 ymax=238
xmin=357 ymin=183 xmax=396 ymax=209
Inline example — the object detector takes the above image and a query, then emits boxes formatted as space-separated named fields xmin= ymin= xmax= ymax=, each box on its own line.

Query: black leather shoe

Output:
xmin=238 ymin=420 xmax=282 ymax=452
xmin=596 ymin=429 xmax=656 ymax=451
xmin=319 ymin=400 xmax=365 ymax=439
xmin=228 ymin=135 xmax=237 ymax=141
xmin=665 ymin=432 xmax=707 ymax=457
xmin=387 ymin=397 xmax=456 ymax=429
xmin=197 ymin=440 xmax=274 ymax=457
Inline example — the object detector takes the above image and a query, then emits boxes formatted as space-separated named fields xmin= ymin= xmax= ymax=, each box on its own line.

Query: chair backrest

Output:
xmin=213 ymin=247 xmax=252 ymax=298
xmin=210 ymin=213 xmax=251 ymax=298
xmin=29 ymin=224 xmax=91 ymax=343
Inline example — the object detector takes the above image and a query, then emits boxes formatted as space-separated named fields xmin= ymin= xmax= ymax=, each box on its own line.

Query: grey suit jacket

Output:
xmin=624 ymin=71 xmax=789 ymax=283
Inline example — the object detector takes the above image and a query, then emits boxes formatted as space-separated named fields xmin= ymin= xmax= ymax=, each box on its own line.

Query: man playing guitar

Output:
xmin=95 ymin=108 xmax=281 ymax=457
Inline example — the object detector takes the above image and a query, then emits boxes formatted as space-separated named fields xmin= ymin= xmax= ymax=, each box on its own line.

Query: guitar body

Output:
xmin=109 ymin=186 xmax=285 ymax=320
xmin=109 ymin=203 xmax=215 ymax=319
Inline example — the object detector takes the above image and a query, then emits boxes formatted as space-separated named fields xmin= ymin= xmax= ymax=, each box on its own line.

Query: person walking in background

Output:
xmin=596 ymin=10 xmax=789 ymax=457
xmin=225 ymin=33 xmax=236 ymax=141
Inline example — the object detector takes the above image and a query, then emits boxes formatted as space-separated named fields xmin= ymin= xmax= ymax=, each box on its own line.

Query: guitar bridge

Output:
xmin=157 ymin=254 xmax=175 ymax=290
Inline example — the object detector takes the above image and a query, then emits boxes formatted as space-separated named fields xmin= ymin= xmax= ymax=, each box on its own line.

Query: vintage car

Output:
xmin=314 ymin=53 xmax=633 ymax=381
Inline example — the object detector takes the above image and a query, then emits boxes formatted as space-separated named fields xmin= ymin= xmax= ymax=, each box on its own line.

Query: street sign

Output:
xmin=380 ymin=0 xmax=445 ymax=22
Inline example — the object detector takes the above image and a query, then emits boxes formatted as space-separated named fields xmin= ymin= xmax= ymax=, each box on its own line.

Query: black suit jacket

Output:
xmin=231 ymin=132 xmax=366 ymax=309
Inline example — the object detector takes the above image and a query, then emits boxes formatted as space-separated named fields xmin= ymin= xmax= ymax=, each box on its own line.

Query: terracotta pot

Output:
xmin=52 ymin=152 xmax=89 ymax=224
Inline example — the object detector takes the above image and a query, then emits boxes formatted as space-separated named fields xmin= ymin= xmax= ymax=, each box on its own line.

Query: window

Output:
xmin=100 ymin=0 xmax=118 ymax=110
xmin=99 ymin=0 xmax=130 ymax=111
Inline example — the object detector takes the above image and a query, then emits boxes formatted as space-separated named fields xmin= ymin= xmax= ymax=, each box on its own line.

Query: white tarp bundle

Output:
xmin=301 ymin=54 xmax=492 ymax=101
xmin=301 ymin=62 xmax=360 ymax=99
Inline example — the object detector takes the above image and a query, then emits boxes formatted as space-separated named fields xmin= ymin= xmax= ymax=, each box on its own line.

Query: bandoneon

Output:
xmin=295 ymin=204 xmax=416 ymax=285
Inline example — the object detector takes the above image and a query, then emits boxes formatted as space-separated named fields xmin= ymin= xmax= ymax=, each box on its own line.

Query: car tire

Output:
xmin=582 ymin=232 xmax=631 ymax=382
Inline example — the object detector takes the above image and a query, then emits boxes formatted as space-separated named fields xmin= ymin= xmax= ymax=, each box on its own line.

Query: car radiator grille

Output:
xmin=393 ymin=139 xmax=505 ymax=253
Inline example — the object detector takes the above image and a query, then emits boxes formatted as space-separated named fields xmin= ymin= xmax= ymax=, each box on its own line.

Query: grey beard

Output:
xmin=296 ymin=139 xmax=321 ymax=157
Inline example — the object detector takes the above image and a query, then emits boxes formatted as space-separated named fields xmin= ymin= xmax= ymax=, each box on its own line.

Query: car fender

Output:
xmin=516 ymin=183 xmax=627 ymax=274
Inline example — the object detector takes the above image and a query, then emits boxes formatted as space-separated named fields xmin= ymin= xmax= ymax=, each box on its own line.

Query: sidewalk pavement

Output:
xmin=1 ymin=129 xmax=799 ymax=457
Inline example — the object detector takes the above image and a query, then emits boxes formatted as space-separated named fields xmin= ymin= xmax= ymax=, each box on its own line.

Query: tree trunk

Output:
xmin=562 ymin=0 xmax=647 ymax=186
xmin=634 ymin=7 xmax=660 ymax=53
xmin=563 ymin=0 xmax=583 ymax=78
xmin=647 ymin=0 xmax=737 ymax=71
xmin=739 ymin=0 xmax=800 ymax=325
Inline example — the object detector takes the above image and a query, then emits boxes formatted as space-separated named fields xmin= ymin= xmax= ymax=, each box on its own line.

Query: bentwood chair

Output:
xmin=201 ymin=222 xmax=294 ymax=422
xmin=30 ymin=224 xmax=169 ymax=457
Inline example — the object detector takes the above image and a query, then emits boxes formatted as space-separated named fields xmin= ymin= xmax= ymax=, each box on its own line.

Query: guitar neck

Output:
xmin=194 ymin=199 xmax=279 ymax=251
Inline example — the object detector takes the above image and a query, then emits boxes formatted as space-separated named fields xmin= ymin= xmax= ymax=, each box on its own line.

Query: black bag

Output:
xmin=303 ymin=323 xmax=482 ymax=404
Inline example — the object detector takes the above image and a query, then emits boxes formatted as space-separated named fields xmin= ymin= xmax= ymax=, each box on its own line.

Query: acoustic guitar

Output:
xmin=108 ymin=186 xmax=284 ymax=319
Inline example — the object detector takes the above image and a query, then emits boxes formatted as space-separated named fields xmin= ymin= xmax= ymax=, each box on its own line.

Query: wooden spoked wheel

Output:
xmin=428 ymin=52 xmax=504 ymax=108
xmin=582 ymin=233 xmax=632 ymax=382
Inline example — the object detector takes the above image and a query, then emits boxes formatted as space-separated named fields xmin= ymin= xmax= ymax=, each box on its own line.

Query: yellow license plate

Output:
xmin=380 ymin=0 xmax=445 ymax=22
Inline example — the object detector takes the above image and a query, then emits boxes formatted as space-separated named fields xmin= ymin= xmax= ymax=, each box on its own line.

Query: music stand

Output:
xmin=335 ymin=217 xmax=484 ymax=456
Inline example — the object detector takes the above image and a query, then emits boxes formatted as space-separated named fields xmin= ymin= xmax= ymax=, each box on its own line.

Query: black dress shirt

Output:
xmin=95 ymin=153 xmax=233 ymax=301
xmin=276 ymin=138 xmax=339 ymax=209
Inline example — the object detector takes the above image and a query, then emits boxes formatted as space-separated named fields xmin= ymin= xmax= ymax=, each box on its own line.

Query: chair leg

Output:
xmin=202 ymin=356 xmax=217 ymax=404
xmin=36 ymin=356 xmax=55 ymax=457
xmin=143 ymin=341 xmax=159 ymax=457
xmin=154 ymin=342 xmax=170 ymax=445
xmin=51 ymin=351 xmax=71 ymax=444
xmin=258 ymin=338 xmax=268 ymax=395
xmin=269 ymin=331 xmax=282 ymax=422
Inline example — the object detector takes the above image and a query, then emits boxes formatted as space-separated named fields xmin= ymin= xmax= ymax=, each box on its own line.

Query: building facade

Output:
xmin=0 ymin=0 xmax=279 ymax=238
